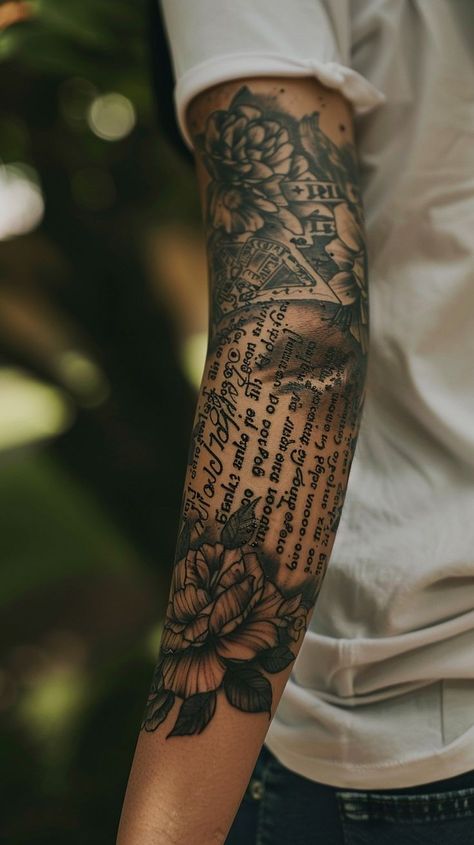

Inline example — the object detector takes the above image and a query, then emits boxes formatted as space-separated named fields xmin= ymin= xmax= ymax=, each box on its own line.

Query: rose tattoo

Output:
xmin=142 ymin=501 xmax=308 ymax=736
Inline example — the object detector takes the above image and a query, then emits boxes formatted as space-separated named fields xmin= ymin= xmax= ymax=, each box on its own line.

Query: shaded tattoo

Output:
xmin=142 ymin=504 xmax=306 ymax=735
xmin=142 ymin=86 xmax=368 ymax=737
xmin=200 ymin=86 xmax=367 ymax=351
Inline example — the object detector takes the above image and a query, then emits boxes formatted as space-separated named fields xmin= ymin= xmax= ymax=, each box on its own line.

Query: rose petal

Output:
xmin=262 ymin=176 xmax=287 ymax=206
xmin=186 ymin=549 xmax=210 ymax=590
xmin=233 ymin=133 xmax=247 ymax=155
xmin=276 ymin=127 xmax=289 ymax=146
xmin=161 ymin=626 xmax=187 ymax=653
xmin=223 ymin=117 xmax=247 ymax=150
xmin=279 ymin=594 xmax=302 ymax=616
xmin=262 ymin=120 xmax=279 ymax=136
xmin=273 ymin=158 xmax=293 ymax=175
xmin=165 ymin=614 xmax=186 ymax=634
xmin=217 ymin=620 xmax=280 ymax=660
xmin=214 ymin=547 xmax=245 ymax=592
xmin=214 ymin=548 xmax=264 ymax=595
xmin=236 ymin=105 xmax=262 ymax=121
xmin=242 ymin=551 xmax=265 ymax=590
xmin=291 ymin=154 xmax=310 ymax=178
xmin=173 ymin=585 xmax=210 ymax=622
xmin=249 ymin=582 xmax=286 ymax=622
xmin=162 ymin=648 xmax=225 ymax=697
xmin=199 ymin=543 xmax=225 ymax=578
xmin=173 ymin=557 xmax=187 ymax=591
xmin=182 ymin=613 xmax=210 ymax=645
xmin=247 ymin=148 xmax=263 ymax=161
xmin=204 ymin=112 xmax=226 ymax=154
xmin=288 ymin=628 xmax=301 ymax=642
xmin=334 ymin=203 xmax=364 ymax=251
xmin=267 ymin=145 xmax=293 ymax=174
xmin=233 ymin=208 xmax=265 ymax=233
xmin=247 ymin=124 xmax=266 ymax=146
xmin=352 ymin=255 xmax=366 ymax=289
xmin=209 ymin=576 xmax=255 ymax=636
xmin=253 ymin=195 xmax=279 ymax=214
xmin=267 ymin=142 xmax=293 ymax=163
xmin=325 ymin=237 xmax=353 ymax=268
xmin=277 ymin=207 xmax=304 ymax=235
xmin=247 ymin=161 xmax=274 ymax=181
xmin=328 ymin=271 xmax=357 ymax=305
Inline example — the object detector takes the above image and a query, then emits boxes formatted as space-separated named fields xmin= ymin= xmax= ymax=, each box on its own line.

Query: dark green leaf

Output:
xmin=168 ymin=691 xmax=217 ymax=737
xmin=141 ymin=689 xmax=174 ymax=733
xmin=258 ymin=646 xmax=295 ymax=674
xmin=224 ymin=665 xmax=272 ymax=714
xmin=221 ymin=497 xmax=261 ymax=549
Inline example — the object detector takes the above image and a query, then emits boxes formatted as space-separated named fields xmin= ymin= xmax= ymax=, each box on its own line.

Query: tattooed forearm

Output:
xmin=142 ymin=84 xmax=368 ymax=738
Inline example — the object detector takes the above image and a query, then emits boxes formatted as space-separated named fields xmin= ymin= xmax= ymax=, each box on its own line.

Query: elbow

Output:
xmin=246 ymin=296 xmax=368 ymax=402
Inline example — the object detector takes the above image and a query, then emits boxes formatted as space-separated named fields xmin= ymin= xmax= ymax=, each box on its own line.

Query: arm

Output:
xmin=118 ymin=76 xmax=368 ymax=845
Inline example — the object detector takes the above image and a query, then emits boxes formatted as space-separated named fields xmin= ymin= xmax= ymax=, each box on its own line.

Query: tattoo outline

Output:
xmin=142 ymin=86 xmax=368 ymax=737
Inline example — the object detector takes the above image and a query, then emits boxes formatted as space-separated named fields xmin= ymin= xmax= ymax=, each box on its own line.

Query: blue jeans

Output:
xmin=226 ymin=746 xmax=474 ymax=844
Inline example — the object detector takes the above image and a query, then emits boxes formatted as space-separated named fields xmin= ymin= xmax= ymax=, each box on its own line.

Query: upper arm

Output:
xmin=159 ymin=0 xmax=384 ymax=149
xmin=185 ymin=77 xmax=368 ymax=358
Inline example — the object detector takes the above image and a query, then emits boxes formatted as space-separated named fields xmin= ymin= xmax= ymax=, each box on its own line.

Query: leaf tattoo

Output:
xmin=221 ymin=497 xmax=261 ymax=548
xmin=141 ymin=688 xmax=175 ymax=733
xmin=175 ymin=519 xmax=191 ymax=562
xmin=224 ymin=664 xmax=272 ymax=715
xmin=167 ymin=692 xmax=217 ymax=737
xmin=258 ymin=646 xmax=295 ymax=674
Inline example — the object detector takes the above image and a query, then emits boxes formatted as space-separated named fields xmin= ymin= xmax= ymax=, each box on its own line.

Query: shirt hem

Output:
xmin=266 ymin=728 xmax=474 ymax=789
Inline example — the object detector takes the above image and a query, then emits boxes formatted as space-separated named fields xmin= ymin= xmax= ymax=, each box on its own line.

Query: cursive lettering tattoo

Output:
xmin=142 ymin=86 xmax=368 ymax=737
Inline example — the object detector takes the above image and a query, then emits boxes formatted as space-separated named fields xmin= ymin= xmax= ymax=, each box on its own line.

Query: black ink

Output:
xmin=142 ymin=85 xmax=367 ymax=738
xmin=167 ymin=691 xmax=217 ymax=737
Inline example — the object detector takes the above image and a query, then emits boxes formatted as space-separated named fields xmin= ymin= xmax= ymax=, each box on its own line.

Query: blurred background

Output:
xmin=0 ymin=1 xmax=208 ymax=840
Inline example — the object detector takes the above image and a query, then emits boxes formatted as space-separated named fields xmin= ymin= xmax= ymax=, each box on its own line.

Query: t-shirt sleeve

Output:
xmin=159 ymin=0 xmax=385 ymax=149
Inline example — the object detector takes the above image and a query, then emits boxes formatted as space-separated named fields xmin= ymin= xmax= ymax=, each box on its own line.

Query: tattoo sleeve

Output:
xmin=142 ymin=81 xmax=368 ymax=739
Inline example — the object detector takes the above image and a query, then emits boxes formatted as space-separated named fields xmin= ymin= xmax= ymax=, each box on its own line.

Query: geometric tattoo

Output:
xmin=141 ymin=86 xmax=368 ymax=737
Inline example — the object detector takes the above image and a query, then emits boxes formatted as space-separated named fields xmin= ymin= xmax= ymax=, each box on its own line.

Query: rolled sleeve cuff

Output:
xmin=174 ymin=52 xmax=386 ymax=149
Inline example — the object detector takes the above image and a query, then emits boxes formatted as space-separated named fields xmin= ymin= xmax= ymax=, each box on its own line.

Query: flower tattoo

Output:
xmin=202 ymin=102 xmax=316 ymax=236
xmin=142 ymin=501 xmax=308 ymax=736
xmin=140 ymin=86 xmax=367 ymax=741
xmin=325 ymin=202 xmax=368 ymax=351
xmin=203 ymin=104 xmax=294 ymax=184
xmin=195 ymin=87 xmax=367 ymax=350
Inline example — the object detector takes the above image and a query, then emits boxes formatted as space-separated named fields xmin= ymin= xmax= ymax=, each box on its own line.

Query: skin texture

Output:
xmin=117 ymin=76 xmax=368 ymax=845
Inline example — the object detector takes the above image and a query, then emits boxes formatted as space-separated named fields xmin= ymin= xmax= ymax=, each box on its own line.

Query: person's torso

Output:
xmin=269 ymin=0 xmax=474 ymax=785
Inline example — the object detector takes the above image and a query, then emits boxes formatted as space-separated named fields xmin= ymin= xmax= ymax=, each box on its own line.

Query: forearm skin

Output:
xmin=118 ymin=77 xmax=368 ymax=845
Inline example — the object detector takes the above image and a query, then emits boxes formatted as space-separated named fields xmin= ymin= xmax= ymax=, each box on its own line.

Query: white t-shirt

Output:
xmin=160 ymin=0 xmax=474 ymax=788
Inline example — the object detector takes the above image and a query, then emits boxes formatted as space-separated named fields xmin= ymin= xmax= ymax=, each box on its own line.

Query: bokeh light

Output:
xmin=0 ymin=163 xmax=44 ymax=240
xmin=180 ymin=331 xmax=207 ymax=389
xmin=55 ymin=349 xmax=110 ymax=408
xmin=0 ymin=4 xmax=201 ymax=840
xmin=87 ymin=92 xmax=136 ymax=142
xmin=0 ymin=367 xmax=73 ymax=450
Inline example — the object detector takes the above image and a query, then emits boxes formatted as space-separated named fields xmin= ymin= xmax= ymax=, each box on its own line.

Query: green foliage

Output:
xmin=2 ymin=0 xmax=151 ymax=113
xmin=0 ymin=2 xmax=200 ymax=841
xmin=0 ymin=453 xmax=138 ymax=606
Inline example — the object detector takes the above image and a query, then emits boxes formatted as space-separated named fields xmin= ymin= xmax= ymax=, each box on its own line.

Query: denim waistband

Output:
xmin=337 ymin=786 xmax=474 ymax=823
